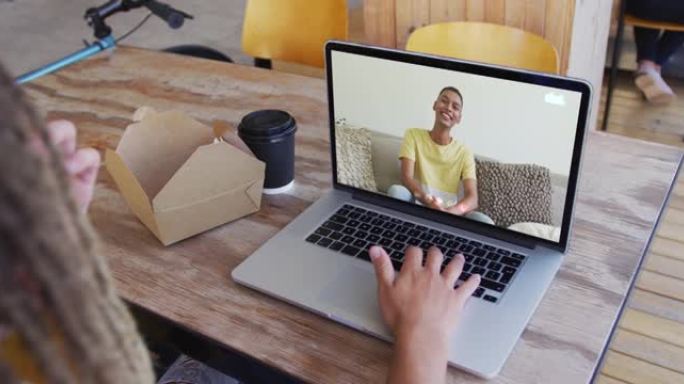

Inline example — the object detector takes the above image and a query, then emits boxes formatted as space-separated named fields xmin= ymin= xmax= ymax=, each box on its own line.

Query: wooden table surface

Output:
xmin=23 ymin=47 xmax=683 ymax=383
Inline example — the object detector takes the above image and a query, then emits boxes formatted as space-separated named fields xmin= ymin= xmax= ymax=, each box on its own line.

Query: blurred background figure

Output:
xmin=628 ymin=0 xmax=684 ymax=104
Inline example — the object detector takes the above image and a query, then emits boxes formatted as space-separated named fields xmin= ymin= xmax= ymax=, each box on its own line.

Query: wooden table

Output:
xmin=24 ymin=47 xmax=683 ymax=383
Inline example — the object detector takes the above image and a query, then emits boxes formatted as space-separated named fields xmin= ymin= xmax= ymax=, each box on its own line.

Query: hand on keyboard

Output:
xmin=369 ymin=245 xmax=481 ymax=383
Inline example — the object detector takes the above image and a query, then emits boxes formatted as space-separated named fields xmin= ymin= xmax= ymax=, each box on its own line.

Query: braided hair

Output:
xmin=0 ymin=63 xmax=154 ymax=383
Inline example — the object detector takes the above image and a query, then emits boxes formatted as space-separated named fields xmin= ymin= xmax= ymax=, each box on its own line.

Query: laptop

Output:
xmin=233 ymin=41 xmax=591 ymax=378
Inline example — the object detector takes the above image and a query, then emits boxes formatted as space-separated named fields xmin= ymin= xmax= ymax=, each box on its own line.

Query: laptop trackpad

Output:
xmin=317 ymin=265 xmax=381 ymax=326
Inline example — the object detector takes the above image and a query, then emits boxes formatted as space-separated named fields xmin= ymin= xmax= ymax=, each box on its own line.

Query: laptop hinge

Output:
xmin=352 ymin=190 xmax=537 ymax=250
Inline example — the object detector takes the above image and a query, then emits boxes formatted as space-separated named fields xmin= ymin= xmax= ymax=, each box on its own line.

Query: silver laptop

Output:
xmin=233 ymin=41 xmax=591 ymax=378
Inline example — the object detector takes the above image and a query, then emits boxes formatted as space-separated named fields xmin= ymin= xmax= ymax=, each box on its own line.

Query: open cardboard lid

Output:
xmin=116 ymin=108 xmax=215 ymax=199
xmin=153 ymin=142 xmax=265 ymax=212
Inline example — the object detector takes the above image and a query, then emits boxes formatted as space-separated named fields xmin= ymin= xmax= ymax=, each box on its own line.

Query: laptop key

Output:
xmin=408 ymin=229 xmax=421 ymax=237
xmin=469 ymin=240 xmax=482 ymax=247
xmin=443 ymin=233 xmax=455 ymax=240
xmin=382 ymin=222 xmax=397 ymax=230
xmin=391 ymin=241 xmax=406 ymax=251
xmin=306 ymin=234 xmax=321 ymax=243
xmin=460 ymin=272 xmax=472 ymax=282
xmin=463 ymin=263 xmax=472 ymax=273
xmin=502 ymin=266 xmax=516 ymax=275
xmin=318 ymin=237 xmax=333 ymax=247
xmin=485 ymin=252 xmax=500 ymax=261
xmin=473 ymin=248 xmax=486 ymax=257
xmin=434 ymin=237 xmax=447 ymax=246
xmin=474 ymin=257 xmax=488 ymax=267
xmin=341 ymin=245 xmax=360 ymax=257
xmin=396 ymin=226 xmax=410 ymax=234
xmin=354 ymin=230 xmax=368 ymax=239
xmin=353 ymin=239 xmax=367 ymax=248
xmin=471 ymin=266 xmax=486 ymax=275
xmin=428 ymin=229 xmax=441 ymax=236
xmin=329 ymin=231 xmax=343 ymax=240
xmin=497 ymin=249 xmax=511 ymax=256
xmin=359 ymin=223 xmax=371 ymax=231
xmin=347 ymin=220 xmax=360 ymax=227
xmin=488 ymin=261 xmax=502 ymax=271
xmin=379 ymin=238 xmax=393 ymax=247
xmin=390 ymin=250 xmax=404 ymax=259
xmin=342 ymin=227 xmax=356 ymax=235
xmin=500 ymin=256 xmax=521 ymax=267
xmin=500 ymin=273 xmax=514 ymax=284
xmin=329 ymin=241 xmax=345 ymax=251
xmin=473 ymin=287 xmax=485 ymax=298
xmin=480 ymin=278 xmax=505 ymax=292
xmin=485 ymin=271 xmax=501 ymax=281
xmin=342 ymin=235 xmax=355 ymax=244
xmin=331 ymin=215 xmax=348 ymax=224
xmin=455 ymin=236 xmax=468 ymax=242
xmin=483 ymin=295 xmax=498 ymax=303
xmin=315 ymin=227 xmax=331 ymax=237
xmin=371 ymin=218 xmax=384 ymax=226
xmin=395 ymin=234 xmax=408 ymax=242
xmin=446 ymin=240 xmax=459 ymax=248
xmin=366 ymin=211 xmax=378 ymax=217
xmin=391 ymin=259 xmax=403 ymax=271
xmin=460 ymin=244 xmax=474 ymax=253
xmin=511 ymin=253 xmax=526 ymax=260
xmin=370 ymin=227 xmax=384 ymax=235
xmin=407 ymin=237 xmax=421 ymax=246
xmin=419 ymin=233 xmax=434 ymax=241
xmin=483 ymin=244 xmax=496 ymax=251
xmin=323 ymin=221 xmax=344 ymax=231
xmin=349 ymin=212 xmax=361 ymax=219
xmin=366 ymin=234 xmax=380 ymax=243
xmin=357 ymin=250 xmax=371 ymax=262
xmin=383 ymin=230 xmax=397 ymax=239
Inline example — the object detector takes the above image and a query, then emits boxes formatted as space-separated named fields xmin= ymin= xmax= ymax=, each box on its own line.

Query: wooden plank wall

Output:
xmin=364 ymin=0 xmax=575 ymax=73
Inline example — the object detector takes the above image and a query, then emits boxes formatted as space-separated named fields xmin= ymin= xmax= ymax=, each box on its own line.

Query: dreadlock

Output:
xmin=0 ymin=63 xmax=154 ymax=383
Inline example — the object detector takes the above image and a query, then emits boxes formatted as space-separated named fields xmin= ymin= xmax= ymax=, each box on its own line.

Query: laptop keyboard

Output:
xmin=305 ymin=204 xmax=527 ymax=304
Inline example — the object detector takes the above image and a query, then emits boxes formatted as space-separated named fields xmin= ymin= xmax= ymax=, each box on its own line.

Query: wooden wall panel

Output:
xmin=429 ymin=0 xmax=466 ymax=23
xmin=466 ymin=0 xmax=486 ymax=21
xmin=364 ymin=0 xmax=578 ymax=74
xmin=524 ymin=0 xmax=548 ymax=36
xmin=395 ymin=0 xmax=430 ymax=50
xmin=363 ymin=0 xmax=396 ymax=48
xmin=485 ymin=0 xmax=506 ymax=24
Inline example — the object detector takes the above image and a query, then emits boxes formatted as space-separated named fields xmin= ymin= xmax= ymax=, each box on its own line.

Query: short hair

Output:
xmin=438 ymin=86 xmax=463 ymax=106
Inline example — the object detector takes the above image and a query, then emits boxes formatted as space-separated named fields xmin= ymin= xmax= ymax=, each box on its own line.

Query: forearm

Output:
xmin=401 ymin=177 xmax=428 ymax=204
xmin=388 ymin=327 xmax=449 ymax=384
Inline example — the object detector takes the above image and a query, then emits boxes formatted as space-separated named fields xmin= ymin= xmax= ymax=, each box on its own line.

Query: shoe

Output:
xmin=634 ymin=68 xmax=676 ymax=105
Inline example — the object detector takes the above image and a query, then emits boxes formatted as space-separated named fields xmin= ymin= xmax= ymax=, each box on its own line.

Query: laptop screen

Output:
xmin=328 ymin=46 xmax=588 ymax=246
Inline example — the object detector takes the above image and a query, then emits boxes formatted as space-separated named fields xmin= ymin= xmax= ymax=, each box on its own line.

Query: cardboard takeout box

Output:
xmin=105 ymin=108 xmax=266 ymax=246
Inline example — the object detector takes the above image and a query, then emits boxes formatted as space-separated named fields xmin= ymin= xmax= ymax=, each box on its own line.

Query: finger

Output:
xmin=401 ymin=246 xmax=423 ymax=272
xmin=454 ymin=273 xmax=481 ymax=308
xmin=46 ymin=120 xmax=77 ymax=157
xmin=65 ymin=148 xmax=101 ymax=176
xmin=425 ymin=246 xmax=443 ymax=273
xmin=443 ymin=253 xmax=465 ymax=286
xmin=370 ymin=246 xmax=395 ymax=288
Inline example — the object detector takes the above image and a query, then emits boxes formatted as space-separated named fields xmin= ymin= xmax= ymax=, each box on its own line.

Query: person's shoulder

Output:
xmin=405 ymin=128 xmax=430 ymax=139
xmin=453 ymin=139 xmax=474 ymax=156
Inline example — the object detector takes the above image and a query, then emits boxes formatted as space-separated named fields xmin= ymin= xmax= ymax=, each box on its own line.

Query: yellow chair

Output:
xmin=241 ymin=0 xmax=348 ymax=69
xmin=406 ymin=22 xmax=560 ymax=74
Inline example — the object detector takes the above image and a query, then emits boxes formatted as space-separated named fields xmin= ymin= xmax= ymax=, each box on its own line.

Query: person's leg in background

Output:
xmin=628 ymin=0 xmax=684 ymax=103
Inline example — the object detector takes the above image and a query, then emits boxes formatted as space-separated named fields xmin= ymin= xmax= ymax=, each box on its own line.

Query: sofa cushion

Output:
xmin=476 ymin=160 xmax=553 ymax=228
xmin=335 ymin=124 xmax=378 ymax=192
xmin=508 ymin=222 xmax=560 ymax=242
xmin=370 ymin=131 xmax=403 ymax=192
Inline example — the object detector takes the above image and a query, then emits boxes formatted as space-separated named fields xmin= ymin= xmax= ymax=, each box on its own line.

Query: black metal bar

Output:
xmin=602 ymin=0 xmax=628 ymax=131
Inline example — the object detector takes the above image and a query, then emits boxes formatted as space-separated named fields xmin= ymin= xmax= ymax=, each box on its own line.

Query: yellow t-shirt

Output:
xmin=399 ymin=128 xmax=476 ymax=204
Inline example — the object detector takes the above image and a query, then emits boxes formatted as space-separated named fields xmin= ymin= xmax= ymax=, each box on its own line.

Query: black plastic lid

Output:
xmin=237 ymin=110 xmax=297 ymax=142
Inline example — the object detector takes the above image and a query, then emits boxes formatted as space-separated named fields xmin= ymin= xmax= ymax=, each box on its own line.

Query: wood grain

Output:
xmin=620 ymin=309 xmax=684 ymax=348
xmin=22 ymin=47 xmax=683 ymax=384
xmin=602 ymin=351 xmax=684 ymax=384
xmin=610 ymin=329 xmax=684 ymax=374
xmin=637 ymin=270 xmax=684 ymax=302
xmin=628 ymin=289 xmax=684 ymax=324
xmin=363 ymin=0 xmax=396 ymax=48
